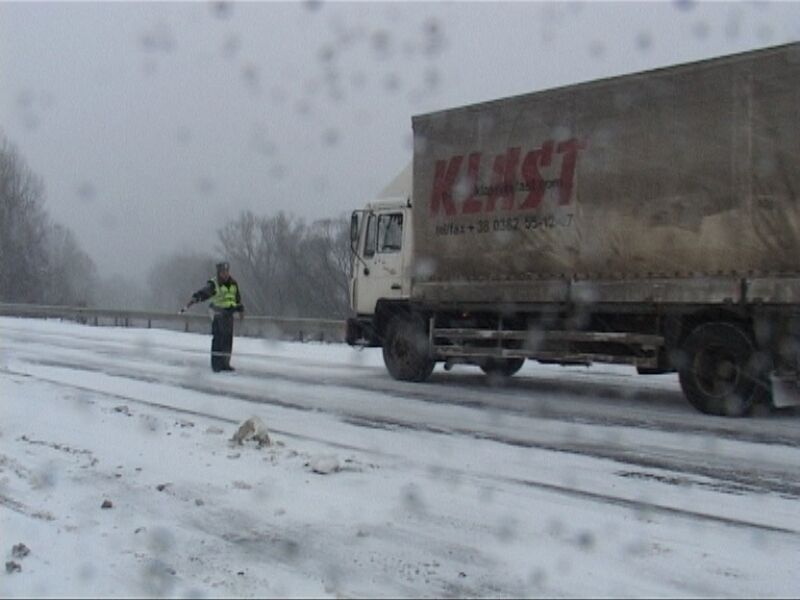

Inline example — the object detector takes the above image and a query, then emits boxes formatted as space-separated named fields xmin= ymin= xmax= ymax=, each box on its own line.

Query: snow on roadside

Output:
xmin=2 ymin=317 xmax=800 ymax=598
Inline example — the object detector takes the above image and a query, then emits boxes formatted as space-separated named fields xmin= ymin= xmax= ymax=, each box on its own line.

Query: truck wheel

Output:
xmin=480 ymin=358 xmax=525 ymax=377
xmin=383 ymin=316 xmax=435 ymax=382
xmin=678 ymin=322 xmax=763 ymax=417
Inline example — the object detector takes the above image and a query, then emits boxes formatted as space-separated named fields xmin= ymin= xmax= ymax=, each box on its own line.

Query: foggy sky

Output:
xmin=1 ymin=1 xmax=798 ymax=282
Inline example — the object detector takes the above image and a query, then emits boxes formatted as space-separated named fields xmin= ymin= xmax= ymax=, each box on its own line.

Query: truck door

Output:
xmin=355 ymin=211 xmax=406 ymax=314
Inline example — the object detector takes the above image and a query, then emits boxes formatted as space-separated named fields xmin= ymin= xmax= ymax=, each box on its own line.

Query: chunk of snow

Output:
xmin=230 ymin=415 xmax=271 ymax=447
xmin=309 ymin=455 xmax=340 ymax=475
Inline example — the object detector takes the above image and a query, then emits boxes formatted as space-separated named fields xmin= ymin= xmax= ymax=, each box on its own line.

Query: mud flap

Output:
xmin=771 ymin=374 xmax=800 ymax=408
xmin=346 ymin=318 xmax=365 ymax=346
xmin=346 ymin=318 xmax=378 ymax=347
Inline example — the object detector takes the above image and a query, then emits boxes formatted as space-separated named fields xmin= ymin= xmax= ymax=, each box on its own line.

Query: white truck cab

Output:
xmin=350 ymin=200 xmax=412 ymax=315
xmin=346 ymin=165 xmax=414 ymax=346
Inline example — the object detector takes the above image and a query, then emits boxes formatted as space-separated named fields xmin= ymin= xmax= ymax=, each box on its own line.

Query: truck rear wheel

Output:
xmin=678 ymin=322 xmax=765 ymax=417
xmin=480 ymin=358 xmax=525 ymax=377
xmin=383 ymin=315 xmax=435 ymax=382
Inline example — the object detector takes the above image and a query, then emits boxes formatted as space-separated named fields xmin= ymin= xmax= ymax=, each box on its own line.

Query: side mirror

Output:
xmin=350 ymin=212 xmax=360 ymax=251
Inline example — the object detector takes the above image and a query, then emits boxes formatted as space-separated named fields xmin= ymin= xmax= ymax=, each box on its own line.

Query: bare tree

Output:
xmin=0 ymin=135 xmax=50 ymax=302
xmin=217 ymin=211 xmax=351 ymax=318
xmin=270 ymin=212 xmax=310 ymax=316
xmin=218 ymin=211 xmax=304 ymax=315
xmin=1 ymin=133 xmax=99 ymax=306
xmin=295 ymin=217 xmax=351 ymax=318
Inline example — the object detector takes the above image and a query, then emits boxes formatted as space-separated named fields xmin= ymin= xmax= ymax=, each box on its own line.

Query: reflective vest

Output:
xmin=210 ymin=277 xmax=238 ymax=309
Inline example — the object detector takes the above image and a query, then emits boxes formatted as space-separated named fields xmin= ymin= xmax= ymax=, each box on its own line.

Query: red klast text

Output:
xmin=429 ymin=138 xmax=587 ymax=217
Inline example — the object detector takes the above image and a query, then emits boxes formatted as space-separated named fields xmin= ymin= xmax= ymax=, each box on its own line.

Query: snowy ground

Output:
xmin=1 ymin=316 xmax=799 ymax=598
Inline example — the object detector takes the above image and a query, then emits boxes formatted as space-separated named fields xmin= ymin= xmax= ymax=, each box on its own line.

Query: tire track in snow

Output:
xmin=8 ymin=339 xmax=800 ymax=503
xmin=8 ymin=351 xmax=800 ymax=501
xmin=6 ymin=326 xmax=800 ymax=449
xmin=3 ymin=364 xmax=800 ymax=538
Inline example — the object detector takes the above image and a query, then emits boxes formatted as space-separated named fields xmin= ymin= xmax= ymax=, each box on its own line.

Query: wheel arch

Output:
xmin=672 ymin=308 xmax=755 ymax=350
xmin=375 ymin=299 xmax=422 ymax=342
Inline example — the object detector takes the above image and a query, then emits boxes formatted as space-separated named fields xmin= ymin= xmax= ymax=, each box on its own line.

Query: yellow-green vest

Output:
xmin=210 ymin=277 xmax=238 ymax=309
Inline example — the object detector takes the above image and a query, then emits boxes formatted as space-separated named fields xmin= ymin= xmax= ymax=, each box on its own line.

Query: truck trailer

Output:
xmin=346 ymin=42 xmax=800 ymax=417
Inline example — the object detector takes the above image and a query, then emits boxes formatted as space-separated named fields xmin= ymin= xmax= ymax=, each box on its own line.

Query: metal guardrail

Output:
xmin=0 ymin=303 xmax=346 ymax=343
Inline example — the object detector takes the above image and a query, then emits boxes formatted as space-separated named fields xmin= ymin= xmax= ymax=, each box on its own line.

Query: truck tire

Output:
xmin=480 ymin=358 xmax=525 ymax=377
xmin=678 ymin=322 xmax=764 ymax=417
xmin=383 ymin=315 xmax=435 ymax=382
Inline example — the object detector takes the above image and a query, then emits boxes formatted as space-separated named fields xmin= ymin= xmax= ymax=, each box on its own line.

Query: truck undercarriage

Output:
xmin=348 ymin=301 xmax=800 ymax=417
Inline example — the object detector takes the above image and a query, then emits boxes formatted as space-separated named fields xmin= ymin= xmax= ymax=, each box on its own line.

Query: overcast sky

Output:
xmin=1 ymin=1 xmax=799 ymax=281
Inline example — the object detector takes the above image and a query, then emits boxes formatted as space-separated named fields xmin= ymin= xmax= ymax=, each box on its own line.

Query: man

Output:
xmin=184 ymin=262 xmax=244 ymax=372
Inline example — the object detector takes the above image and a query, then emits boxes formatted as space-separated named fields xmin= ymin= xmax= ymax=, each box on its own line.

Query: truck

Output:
xmin=345 ymin=42 xmax=800 ymax=417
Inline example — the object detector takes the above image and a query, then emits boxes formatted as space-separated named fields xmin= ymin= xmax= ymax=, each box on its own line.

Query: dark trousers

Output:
xmin=211 ymin=311 xmax=235 ymax=371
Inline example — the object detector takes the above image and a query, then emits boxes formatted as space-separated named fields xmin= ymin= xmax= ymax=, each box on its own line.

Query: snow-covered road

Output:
xmin=1 ymin=317 xmax=799 ymax=598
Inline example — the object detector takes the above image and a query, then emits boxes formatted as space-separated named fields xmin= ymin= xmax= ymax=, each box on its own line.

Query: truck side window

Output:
xmin=364 ymin=214 xmax=377 ymax=257
xmin=377 ymin=213 xmax=403 ymax=253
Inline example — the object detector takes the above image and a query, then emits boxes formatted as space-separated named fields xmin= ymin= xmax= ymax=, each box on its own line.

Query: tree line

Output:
xmin=148 ymin=211 xmax=351 ymax=318
xmin=0 ymin=135 xmax=96 ymax=306
xmin=1 ymin=133 xmax=352 ymax=318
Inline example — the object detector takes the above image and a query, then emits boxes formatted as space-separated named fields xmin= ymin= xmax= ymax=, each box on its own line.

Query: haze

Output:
xmin=1 ymin=0 xmax=798 ymax=283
